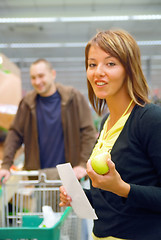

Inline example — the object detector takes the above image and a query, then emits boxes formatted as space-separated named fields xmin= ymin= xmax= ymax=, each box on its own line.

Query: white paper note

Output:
xmin=56 ymin=163 xmax=98 ymax=219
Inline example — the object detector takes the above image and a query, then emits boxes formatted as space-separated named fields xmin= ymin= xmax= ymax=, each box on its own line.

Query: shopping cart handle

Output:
xmin=11 ymin=170 xmax=39 ymax=177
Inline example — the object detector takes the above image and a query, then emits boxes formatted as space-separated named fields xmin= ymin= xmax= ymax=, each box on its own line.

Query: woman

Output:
xmin=59 ymin=29 xmax=161 ymax=240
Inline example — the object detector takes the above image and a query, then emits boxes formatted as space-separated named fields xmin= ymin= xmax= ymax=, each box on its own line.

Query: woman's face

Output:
xmin=87 ymin=44 xmax=127 ymax=101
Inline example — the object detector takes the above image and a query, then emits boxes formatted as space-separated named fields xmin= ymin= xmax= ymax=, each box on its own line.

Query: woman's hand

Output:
xmin=59 ymin=186 xmax=72 ymax=207
xmin=86 ymin=159 xmax=130 ymax=198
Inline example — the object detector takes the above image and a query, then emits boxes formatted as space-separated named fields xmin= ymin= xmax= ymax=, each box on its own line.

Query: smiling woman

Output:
xmin=84 ymin=29 xmax=161 ymax=240
xmin=59 ymin=29 xmax=161 ymax=240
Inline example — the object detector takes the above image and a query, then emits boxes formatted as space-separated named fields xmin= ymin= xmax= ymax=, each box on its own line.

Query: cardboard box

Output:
xmin=0 ymin=71 xmax=22 ymax=107
xmin=0 ymin=54 xmax=22 ymax=130
xmin=0 ymin=104 xmax=18 ymax=130
xmin=0 ymin=53 xmax=21 ymax=79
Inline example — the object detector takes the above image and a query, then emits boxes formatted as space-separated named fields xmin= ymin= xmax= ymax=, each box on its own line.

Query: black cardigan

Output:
xmin=85 ymin=103 xmax=161 ymax=240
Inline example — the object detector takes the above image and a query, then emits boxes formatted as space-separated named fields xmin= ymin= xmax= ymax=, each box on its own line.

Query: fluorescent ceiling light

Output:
xmin=0 ymin=17 xmax=58 ymax=23
xmin=0 ymin=15 xmax=161 ymax=23
xmin=10 ymin=57 xmax=85 ymax=63
xmin=61 ymin=16 xmax=130 ymax=22
xmin=0 ymin=44 xmax=9 ymax=48
xmin=0 ymin=41 xmax=161 ymax=49
xmin=132 ymin=15 xmax=161 ymax=20
xmin=137 ymin=40 xmax=161 ymax=46
xmin=10 ymin=43 xmax=63 ymax=48
xmin=10 ymin=56 xmax=161 ymax=63
xmin=0 ymin=43 xmax=86 ymax=48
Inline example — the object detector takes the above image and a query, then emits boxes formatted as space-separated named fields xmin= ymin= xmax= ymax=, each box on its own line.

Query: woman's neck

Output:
xmin=106 ymin=97 xmax=134 ymax=131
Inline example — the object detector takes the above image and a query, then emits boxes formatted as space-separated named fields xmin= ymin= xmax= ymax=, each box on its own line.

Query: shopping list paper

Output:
xmin=56 ymin=163 xmax=98 ymax=219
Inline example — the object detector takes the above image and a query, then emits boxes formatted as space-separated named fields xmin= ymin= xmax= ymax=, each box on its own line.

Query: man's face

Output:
xmin=30 ymin=62 xmax=56 ymax=97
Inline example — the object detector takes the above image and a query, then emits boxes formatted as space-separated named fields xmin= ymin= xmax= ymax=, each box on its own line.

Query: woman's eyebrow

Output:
xmin=88 ymin=56 xmax=112 ymax=61
xmin=88 ymin=57 xmax=96 ymax=61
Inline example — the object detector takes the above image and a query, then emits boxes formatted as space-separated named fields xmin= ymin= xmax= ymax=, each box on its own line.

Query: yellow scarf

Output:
xmin=90 ymin=100 xmax=133 ymax=159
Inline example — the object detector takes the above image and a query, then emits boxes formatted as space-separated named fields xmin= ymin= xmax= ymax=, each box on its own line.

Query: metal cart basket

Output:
xmin=0 ymin=170 xmax=82 ymax=240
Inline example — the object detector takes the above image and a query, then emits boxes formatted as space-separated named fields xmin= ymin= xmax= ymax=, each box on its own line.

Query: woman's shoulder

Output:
xmin=135 ymin=103 xmax=161 ymax=120
xmin=131 ymin=103 xmax=161 ymax=134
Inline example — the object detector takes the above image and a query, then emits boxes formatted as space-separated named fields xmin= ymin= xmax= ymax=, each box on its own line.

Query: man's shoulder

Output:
xmin=56 ymin=82 xmax=86 ymax=103
xmin=22 ymin=90 xmax=37 ymax=106
xmin=56 ymin=82 xmax=80 ymax=94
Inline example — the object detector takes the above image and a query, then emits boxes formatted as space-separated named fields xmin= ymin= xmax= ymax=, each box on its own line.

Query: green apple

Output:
xmin=91 ymin=152 xmax=110 ymax=175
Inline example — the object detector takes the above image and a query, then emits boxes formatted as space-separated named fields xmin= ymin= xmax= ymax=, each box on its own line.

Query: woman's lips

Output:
xmin=95 ymin=80 xmax=107 ymax=86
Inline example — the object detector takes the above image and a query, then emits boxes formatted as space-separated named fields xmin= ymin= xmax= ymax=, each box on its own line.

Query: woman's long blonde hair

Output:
xmin=85 ymin=29 xmax=150 ymax=116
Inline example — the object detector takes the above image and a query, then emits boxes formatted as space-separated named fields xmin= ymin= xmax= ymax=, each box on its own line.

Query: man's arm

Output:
xmin=1 ymin=100 xmax=25 ymax=171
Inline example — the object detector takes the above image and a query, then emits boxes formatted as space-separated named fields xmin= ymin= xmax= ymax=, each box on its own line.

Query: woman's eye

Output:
xmin=88 ymin=63 xmax=96 ymax=67
xmin=107 ymin=62 xmax=115 ymax=66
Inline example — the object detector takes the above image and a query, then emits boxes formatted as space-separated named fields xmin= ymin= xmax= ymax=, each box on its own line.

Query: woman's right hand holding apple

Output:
xmin=87 ymin=158 xmax=130 ymax=198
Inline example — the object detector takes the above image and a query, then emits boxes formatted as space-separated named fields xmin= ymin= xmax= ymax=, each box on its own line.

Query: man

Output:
xmin=0 ymin=59 xmax=96 ymax=182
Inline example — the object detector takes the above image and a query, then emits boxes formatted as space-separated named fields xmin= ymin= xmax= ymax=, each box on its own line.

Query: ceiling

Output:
xmin=0 ymin=0 xmax=161 ymax=99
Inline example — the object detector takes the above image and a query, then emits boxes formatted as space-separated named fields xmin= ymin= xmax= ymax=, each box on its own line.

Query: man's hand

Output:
xmin=0 ymin=169 xmax=10 ymax=184
xmin=73 ymin=166 xmax=87 ymax=180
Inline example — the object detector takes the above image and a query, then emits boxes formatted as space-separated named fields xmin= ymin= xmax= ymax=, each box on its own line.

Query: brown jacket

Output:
xmin=2 ymin=83 xmax=96 ymax=178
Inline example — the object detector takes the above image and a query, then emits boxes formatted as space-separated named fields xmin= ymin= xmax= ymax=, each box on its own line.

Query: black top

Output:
xmin=85 ymin=103 xmax=161 ymax=240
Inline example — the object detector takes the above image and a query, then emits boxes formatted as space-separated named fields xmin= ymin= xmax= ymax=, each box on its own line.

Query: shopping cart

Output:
xmin=0 ymin=170 xmax=82 ymax=240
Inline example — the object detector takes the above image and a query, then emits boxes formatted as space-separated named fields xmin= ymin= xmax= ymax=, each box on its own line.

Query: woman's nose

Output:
xmin=95 ymin=64 xmax=105 ymax=76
